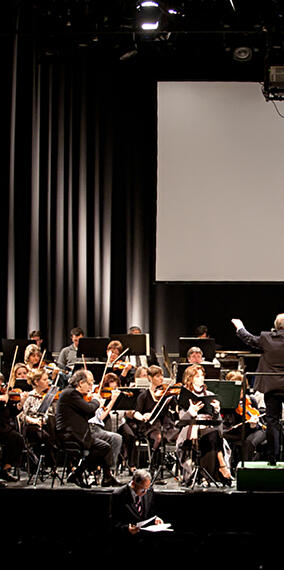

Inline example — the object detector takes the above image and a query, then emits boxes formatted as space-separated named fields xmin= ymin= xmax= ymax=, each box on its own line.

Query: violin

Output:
xmin=154 ymin=382 xmax=182 ymax=400
xmin=235 ymin=395 xmax=260 ymax=422
xmin=100 ymin=387 xmax=134 ymax=399
xmin=112 ymin=360 xmax=132 ymax=371
xmin=93 ymin=386 xmax=134 ymax=399
xmin=8 ymin=388 xmax=23 ymax=402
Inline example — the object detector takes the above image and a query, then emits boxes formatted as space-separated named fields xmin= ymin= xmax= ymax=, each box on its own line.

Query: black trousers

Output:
xmin=264 ymin=391 xmax=284 ymax=461
xmin=0 ymin=428 xmax=25 ymax=468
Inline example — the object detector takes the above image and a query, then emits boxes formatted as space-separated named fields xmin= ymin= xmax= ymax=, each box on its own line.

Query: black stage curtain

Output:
xmin=0 ymin=31 xmax=157 ymax=353
xmin=1 ymin=21 xmax=284 ymax=363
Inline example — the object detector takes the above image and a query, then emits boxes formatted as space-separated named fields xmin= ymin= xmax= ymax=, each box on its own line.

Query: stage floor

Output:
xmin=1 ymin=466 xmax=282 ymax=569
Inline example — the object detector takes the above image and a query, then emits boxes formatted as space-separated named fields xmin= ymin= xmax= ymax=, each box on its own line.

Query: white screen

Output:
xmin=156 ymin=82 xmax=284 ymax=282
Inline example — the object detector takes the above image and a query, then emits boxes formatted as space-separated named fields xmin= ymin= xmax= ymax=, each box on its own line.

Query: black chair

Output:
xmin=51 ymin=441 xmax=90 ymax=487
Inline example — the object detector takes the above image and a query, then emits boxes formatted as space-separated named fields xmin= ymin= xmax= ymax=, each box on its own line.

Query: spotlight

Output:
xmin=137 ymin=1 xmax=161 ymax=31
xmin=233 ymin=46 xmax=253 ymax=62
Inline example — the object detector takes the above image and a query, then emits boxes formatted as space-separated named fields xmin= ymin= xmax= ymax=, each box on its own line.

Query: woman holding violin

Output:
xmin=223 ymin=370 xmax=267 ymax=470
xmin=133 ymin=365 xmax=179 ymax=472
xmin=20 ymin=369 xmax=57 ymax=467
xmin=100 ymin=373 xmax=140 ymax=473
xmin=24 ymin=344 xmax=43 ymax=373
xmin=106 ymin=340 xmax=135 ymax=386
xmin=176 ymin=364 xmax=233 ymax=487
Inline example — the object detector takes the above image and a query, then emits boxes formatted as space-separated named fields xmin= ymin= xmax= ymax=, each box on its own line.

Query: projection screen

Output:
xmin=156 ymin=82 xmax=284 ymax=282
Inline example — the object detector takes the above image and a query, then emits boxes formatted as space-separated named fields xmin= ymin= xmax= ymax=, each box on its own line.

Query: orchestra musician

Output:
xmin=186 ymin=346 xmax=220 ymax=366
xmin=176 ymin=364 xmax=233 ymax=487
xmin=223 ymin=370 xmax=267 ymax=470
xmin=133 ymin=365 xmax=178 ymax=473
xmin=24 ymin=344 xmax=42 ymax=373
xmin=0 ymin=373 xmax=25 ymax=483
xmin=20 ymin=369 xmax=58 ymax=468
xmin=128 ymin=326 xmax=159 ymax=367
xmin=106 ymin=340 xmax=135 ymax=386
xmin=8 ymin=362 xmax=30 ymax=411
xmin=100 ymin=372 xmax=139 ymax=473
xmin=55 ymin=369 xmax=122 ymax=488
xmin=88 ymin=376 xmax=123 ymax=477
xmin=56 ymin=327 xmax=84 ymax=371
xmin=232 ymin=315 xmax=284 ymax=465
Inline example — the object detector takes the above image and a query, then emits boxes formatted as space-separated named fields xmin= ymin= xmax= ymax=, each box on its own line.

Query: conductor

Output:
xmin=232 ymin=314 xmax=284 ymax=465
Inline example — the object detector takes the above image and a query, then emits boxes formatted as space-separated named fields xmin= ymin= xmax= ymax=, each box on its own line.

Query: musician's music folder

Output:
xmin=178 ymin=387 xmax=219 ymax=414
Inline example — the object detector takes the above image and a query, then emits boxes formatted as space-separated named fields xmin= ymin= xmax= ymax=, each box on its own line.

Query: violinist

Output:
xmin=223 ymin=370 xmax=267 ymax=470
xmin=176 ymin=364 xmax=232 ymax=487
xmin=19 ymin=369 xmax=57 ymax=468
xmin=55 ymin=369 xmax=122 ymax=488
xmin=134 ymin=365 xmax=178 ymax=472
xmin=24 ymin=343 xmax=42 ymax=373
xmin=106 ymin=340 xmax=135 ymax=386
xmin=9 ymin=363 xmax=30 ymax=411
xmin=88 ymin=374 xmax=123 ymax=477
xmin=101 ymin=373 xmax=139 ymax=473
xmin=0 ymin=373 xmax=25 ymax=482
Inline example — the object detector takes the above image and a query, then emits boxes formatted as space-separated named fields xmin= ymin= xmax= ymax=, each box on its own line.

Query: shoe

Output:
xmin=0 ymin=480 xmax=7 ymax=488
xmin=0 ymin=469 xmax=18 ymax=483
xmin=219 ymin=465 xmax=233 ymax=487
xmin=66 ymin=470 xmax=91 ymax=489
xmin=268 ymin=458 xmax=277 ymax=466
xmin=101 ymin=475 xmax=123 ymax=487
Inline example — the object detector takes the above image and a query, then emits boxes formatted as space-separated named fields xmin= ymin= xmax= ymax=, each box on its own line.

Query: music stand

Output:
xmin=73 ymin=361 xmax=108 ymax=384
xmin=179 ymin=337 xmax=216 ymax=362
xmin=1 ymin=339 xmax=36 ymax=379
xmin=111 ymin=388 xmax=142 ymax=411
xmin=14 ymin=379 xmax=33 ymax=392
xmin=29 ymin=384 xmax=60 ymax=487
xmin=110 ymin=333 xmax=150 ymax=356
xmin=77 ymin=337 xmax=110 ymax=359
xmin=176 ymin=362 xmax=221 ymax=382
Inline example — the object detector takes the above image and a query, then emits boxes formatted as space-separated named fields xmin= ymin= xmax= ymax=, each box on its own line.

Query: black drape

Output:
xmin=1 ymin=30 xmax=156 ymax=354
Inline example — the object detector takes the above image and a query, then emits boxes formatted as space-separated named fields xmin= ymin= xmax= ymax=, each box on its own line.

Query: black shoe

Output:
xmin=101 ymin=475 xmax=123 ymax=487
xmin=0 ymin=469 xmax=18 ymax=483
xmin=66 ymin=470 xmax=91 ymax=489
xmin=268 ymin=458 xmax=277 ymax=466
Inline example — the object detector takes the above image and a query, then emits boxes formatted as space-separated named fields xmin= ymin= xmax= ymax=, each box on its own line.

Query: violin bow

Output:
xmin=148 ymin=377 xmax=176 ymax=425
xmin=161 ymin=345 xmax=173 ymax=379
xmin=5 ymin=345 xmax=18 ymax=406
xmin=110 ymin=347 xmax=129 ymax=367
xmin=96 ymin=350 xmax=113 ymax=397
xmin=39 ymin=349 xmax=46 ymax=369
xmin=82 ymin=354 xmax=87 ymax=370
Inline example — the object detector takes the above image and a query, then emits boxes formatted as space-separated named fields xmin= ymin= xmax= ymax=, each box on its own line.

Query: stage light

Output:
xmin=137 ymin=1 xmax=161 ymax=31
xmin=233 ymin=46 xmax=253 ymax=62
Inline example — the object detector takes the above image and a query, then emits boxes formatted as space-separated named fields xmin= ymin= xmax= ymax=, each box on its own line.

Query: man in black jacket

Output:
xmin=232 ymin=314 xmax=284 ymax=464
xmin=56 ymin=369 xmax=122 ymax=487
